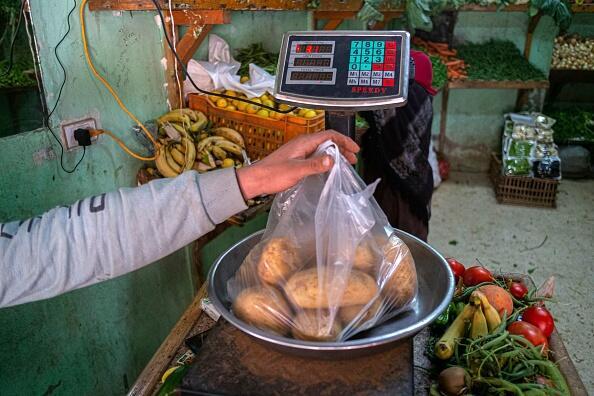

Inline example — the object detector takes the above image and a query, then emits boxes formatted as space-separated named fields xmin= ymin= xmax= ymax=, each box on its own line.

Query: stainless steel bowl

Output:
xmin=208 ymin=229 xmax=454 ymax=359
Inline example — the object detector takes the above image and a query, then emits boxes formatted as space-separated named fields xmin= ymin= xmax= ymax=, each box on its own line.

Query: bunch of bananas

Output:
xmin=157 ymin=108 xmax=209 ymax=138
xmin=208 ymin=90 xmax=322 ymax=120
xmin=150 ymin=108 xmax=247 ymax=178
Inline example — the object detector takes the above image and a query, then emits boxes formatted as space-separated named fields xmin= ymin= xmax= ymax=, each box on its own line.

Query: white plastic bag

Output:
xmin=183 ymin=34 xmax=275 ymax=99
xmin=227 ymin=141 xmax=418 ymax=342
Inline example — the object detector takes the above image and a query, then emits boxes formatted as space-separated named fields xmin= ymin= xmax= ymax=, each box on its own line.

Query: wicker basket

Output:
xmin=188 ymin=94 xmax=325 ymax=160
xmin=489 ymin=153 xmax=559 ymax=208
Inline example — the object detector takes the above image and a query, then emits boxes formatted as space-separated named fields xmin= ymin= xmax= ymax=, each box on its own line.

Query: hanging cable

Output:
xmin=79 ymin=0 xmax=157 ymax=161
xmin=150 ymin=0 xmax=298 ymax=114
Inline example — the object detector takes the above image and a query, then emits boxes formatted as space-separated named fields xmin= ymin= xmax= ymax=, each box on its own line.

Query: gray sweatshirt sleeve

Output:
xmin=0 ymin=168 xmax=248 ymax=308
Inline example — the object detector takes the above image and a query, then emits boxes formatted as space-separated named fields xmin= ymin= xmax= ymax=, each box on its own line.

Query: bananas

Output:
xmin=157 ymin=108 xmax=208 ymax=138
xmin=153 ymin=107 xmax=247 ymax=178
xmin=470 ymin=291 xmax=501 ymax=332
xmin=211 ymin=127 xmax=245 ymax=148
xmin=215 ymin=140 xmax=243 ymax=156
xmin=155 ymin=145 xmax=179 ymax=178
xmin=470 ymin=306 xmax=489 ymax=339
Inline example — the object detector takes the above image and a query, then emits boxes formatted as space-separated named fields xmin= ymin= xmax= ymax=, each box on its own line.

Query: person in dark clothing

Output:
xmin=361 ymin=50 xmax=436 ymax=241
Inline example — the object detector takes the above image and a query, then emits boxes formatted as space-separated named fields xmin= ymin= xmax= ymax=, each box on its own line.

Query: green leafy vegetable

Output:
xmin=0 ymin=59 xmax=35 ymax=89
xmin=546 ymin=107 xmax=594 ymax=144
xmin=457 ymin=40 xmax=546 ymax=81
xmin=530 ymin=0 xmax=572 ymax=31
xmin=235 ymin=43 xmax=278 ymax=77
xmin=429 ymin=55 xmax=447 ymax=90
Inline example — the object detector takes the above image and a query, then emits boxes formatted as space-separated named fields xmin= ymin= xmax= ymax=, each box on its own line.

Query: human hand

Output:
xmin=236 ymin=130 xmax=359 ymax=199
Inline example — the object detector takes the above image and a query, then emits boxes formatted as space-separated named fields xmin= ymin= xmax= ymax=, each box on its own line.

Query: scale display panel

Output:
xmin=274 ymin=31 xmax=411 ymax=110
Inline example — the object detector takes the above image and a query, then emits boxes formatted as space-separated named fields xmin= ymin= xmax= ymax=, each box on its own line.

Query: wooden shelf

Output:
xmin=89 ymin=0 xmax=592 ymax=12
xmin=448 ymin=79 xmax=550 ymax=89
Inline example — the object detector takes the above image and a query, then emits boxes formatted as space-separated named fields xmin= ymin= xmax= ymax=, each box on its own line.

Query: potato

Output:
xmin=285 ymin=268 xmax=378 ymax=309
xmin=353 ymin=242 xmax=378 ymax=273
xmin=381 ymin=240 xmax=417 ymax=311
xmin=233 ymin=286 xmax=292 ymax=335
xmin=257 ymin=238 xmax=300 ymax=285
xmin=339 ymin=298 xmax=383 ymax=325
xmin=291 ymin=309 xmax=342 ymax=341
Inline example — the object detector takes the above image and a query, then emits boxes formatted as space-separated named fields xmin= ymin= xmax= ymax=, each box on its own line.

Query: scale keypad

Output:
xmin=348 ymin=40 xmax=396 ymax=87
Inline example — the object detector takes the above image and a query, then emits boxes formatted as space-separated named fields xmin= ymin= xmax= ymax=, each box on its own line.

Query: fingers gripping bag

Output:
xmin=227 ymin=141 xmax=418 ymax=341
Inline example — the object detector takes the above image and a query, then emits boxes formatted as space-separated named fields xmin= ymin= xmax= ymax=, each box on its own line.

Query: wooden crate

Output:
xmin=489 ymin=153 xmax=559 ymax=208
xmin=188 ymin=94 xmax=325 ymax=160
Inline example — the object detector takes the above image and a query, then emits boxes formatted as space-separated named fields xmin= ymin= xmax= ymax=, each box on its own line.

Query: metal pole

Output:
xmin=325 ymin=111 xmax=356 ymax=140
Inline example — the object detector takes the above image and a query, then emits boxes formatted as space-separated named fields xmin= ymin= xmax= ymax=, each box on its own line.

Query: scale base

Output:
xmin=181 ymin=321 xmax=414 ymax=395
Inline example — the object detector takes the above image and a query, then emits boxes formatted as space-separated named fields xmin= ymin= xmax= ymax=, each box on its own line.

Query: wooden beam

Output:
xmin=163 ymin=16 xmax=181 ymax=110
xmin=313 ymin=10 xmax=357 ymax=20
xmin=171 ymin=9 xmax=230 ymax=25
xmin=448 ymin=79 xmax=549 ymax=89
xmin=524 ymin=12 xmax=542 ymax=59
xmin=176 ymin=25 xmax=213 ymax=65
xmin=126 ymin=282 xmax=208 ymax=396
xmin=323 ymin=19 xmax=344 ymax=30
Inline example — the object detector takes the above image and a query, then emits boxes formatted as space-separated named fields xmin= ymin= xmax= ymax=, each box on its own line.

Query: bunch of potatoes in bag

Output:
xmin=228 ymin=230 xmax=418 ymax=341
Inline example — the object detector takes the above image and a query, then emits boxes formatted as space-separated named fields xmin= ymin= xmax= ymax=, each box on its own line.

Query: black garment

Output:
xmin=361 ymin=82 xmax=434 ymax=241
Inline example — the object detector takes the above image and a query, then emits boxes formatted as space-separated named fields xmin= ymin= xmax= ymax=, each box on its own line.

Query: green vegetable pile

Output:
xmin=430 ymin=55 xmax=447 ymax=90
xmin=457 ymin=40 xmax=546 ymax=82
xmin=546 ymin=107 xmax=594 ymax=144
xmin=0 ymin=59 xmax=35 ymax=89
xmin=235 ymin=43 xmax=279 ymax=77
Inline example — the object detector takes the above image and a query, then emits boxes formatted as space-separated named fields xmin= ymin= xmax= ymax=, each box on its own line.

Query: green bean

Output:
xmin=481 ymin=331 xmax=510 ymax=350
xmin=524 ymin=360 xmax=570 ymax=396
xmin=475 ymin=377 xmax=525 ymax=395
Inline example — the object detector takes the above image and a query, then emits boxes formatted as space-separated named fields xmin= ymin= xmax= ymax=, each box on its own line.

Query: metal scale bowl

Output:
xmin=208 ymin=229 xmax=455 ymax=359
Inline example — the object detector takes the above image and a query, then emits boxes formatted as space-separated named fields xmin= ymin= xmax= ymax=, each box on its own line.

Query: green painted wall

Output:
xmin=0 ymin=2 xmax=196 ymax=395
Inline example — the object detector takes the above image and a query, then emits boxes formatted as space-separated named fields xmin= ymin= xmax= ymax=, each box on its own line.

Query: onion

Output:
xmin=438 ymin=366 xmax=471 ymax=396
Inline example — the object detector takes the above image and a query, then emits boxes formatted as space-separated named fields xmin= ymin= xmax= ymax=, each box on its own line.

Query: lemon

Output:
xmin=256 ymin=109 xmax=270 ymax=118
xmin=225 ymin=90 xmax=237 ymax=97
xmin=278 ymin=103 xmax=291 ymax=111
xmin=222 ymin=158 xmax=235 ymax=168
xmin=262 ymin=99 xmax=274 ymax=108
xmin=208 ymin=90 xmax=222 ymax=102
xmin=260 ymin=94 xmax=270 ymax=102
xmin=303 ymin=110 xmax=317 ymax=118
xmin=216 ymin=98 xmax=228 ymax=108
xmin=246 ymin=104 xmax=259 ymax=114
xmin=240 ymin=76 xmax=249 ymax=83
xmin=250 ymin=98 xmax=262 ymax=104
xmin=297 ymin=108 xmax=308 ymax=116
xmin=237 ymin=101 xmax=248 ymax=111
xmin=236 ymin=100 xmax=247 ymax=111
xmin=226 ymin=105 xmax=237 ymax=111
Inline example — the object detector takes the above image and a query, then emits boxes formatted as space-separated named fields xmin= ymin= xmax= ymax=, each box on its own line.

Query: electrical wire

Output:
xmin=150 ymin=0 xmax=298 ymax=114
xmin=33 ymin=0 xmax=86 ymax=173
xmin=80 ymin=0 xmax=157 ymax=161
xmin=0 ymin=0 xmax=26 ymax=77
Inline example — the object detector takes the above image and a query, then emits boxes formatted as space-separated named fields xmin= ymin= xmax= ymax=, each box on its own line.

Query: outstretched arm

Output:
xmin=0 ymin=130 xmax=358 ymax=308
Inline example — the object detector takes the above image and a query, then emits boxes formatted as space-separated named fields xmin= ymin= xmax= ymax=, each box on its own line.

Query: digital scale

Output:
xmin=274 ymin=31 xmax=413 ymax=138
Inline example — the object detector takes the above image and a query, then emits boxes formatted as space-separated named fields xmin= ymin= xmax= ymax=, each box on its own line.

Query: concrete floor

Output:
xmin=428 ymin=172 xmax=594 ymax=393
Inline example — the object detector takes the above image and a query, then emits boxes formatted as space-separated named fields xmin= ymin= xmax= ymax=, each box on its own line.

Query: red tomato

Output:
xmin=463 ymin=266 xmax=494 ymax=286
xmin=508 ymin=321 xmax=549 ymax=350
xmin=522 ymin=306 xmax=555 ymax=338
xmin=446 ymin=258 xmax=465 ymax=283
xmin=509 ymin=282 xmax=528 ymax=300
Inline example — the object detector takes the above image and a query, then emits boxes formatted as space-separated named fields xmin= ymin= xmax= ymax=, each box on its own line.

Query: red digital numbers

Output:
xmin=306 ymin=45 xmax=313 ymax=53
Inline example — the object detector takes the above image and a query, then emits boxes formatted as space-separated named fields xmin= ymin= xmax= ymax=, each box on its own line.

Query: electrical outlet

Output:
xmin=60 ymin=117 xmax=98 ymax=150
